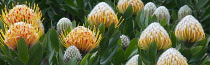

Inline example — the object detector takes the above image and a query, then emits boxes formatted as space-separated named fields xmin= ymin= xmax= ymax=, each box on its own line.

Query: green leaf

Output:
xmin=28 ymin=43 xmax=43 ymax=65
xmin=148 ymin=42 xmax=157 ymax=65
xmin=198 ymin=0 xmax=208 ymax=8
xmin=49 ymin=29 xmax=60 ymax=52
xmin=80 ymin=54 xmax=90 ymax=65
xmin=191 ymin=46 xmax=203 ymax=55
xmin=181 ymin=49 xmax=192 ymax=60
xmin=72 ymin=20 xmax=77 ymax=29
xmin=98 ymin=23 xmax=105 ymax=34
xmin=17 ymin=37 xmax=29 ymax=63
xmin=124 ymin=38 xmax=138 ymax=59
xmin=113 ymin=48 xmax=124 ymax=65
xmin=67 ymin=57 xmax=77 ymax=65
xmin=160 ymin=18 xmax=167 ymax=26
xmin=123 ymin=6 xmax=133 ymax=19
xmin=63 ymin=0 xmax=76 ymax=6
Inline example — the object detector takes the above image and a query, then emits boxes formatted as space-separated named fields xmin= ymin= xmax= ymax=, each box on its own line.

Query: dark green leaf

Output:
xmin=28 ymin=43 xmax=43 ymax=65
xmin=123 ymin=6 xmax=133 ymax=19
xmin=198 ymin=0 xmax=208 ymax=8
xmin=49 ymin=29 xmax=59 ymax=52
xmin=98 ymin=23 xmax=105 ymax=34
xmin=17 ymin=37 xmax=29 ymax=63
xmin=148 ymin=42 xmax=157 ymax=65
xmin=124 ymin=38 xmax=138 ymax=59
xmin=80 ymin=54 xmax=90 ymax=65
xmin=191 ymin=46 xmax=203 ymax=55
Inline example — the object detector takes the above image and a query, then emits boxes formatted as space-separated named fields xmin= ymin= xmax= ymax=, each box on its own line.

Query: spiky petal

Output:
xmin=178 ymin=5 xmax=192 ymax=21
xmin=117 ymin=0 xmax=144 ymax=14
xmin=175 ymin=15 xmax=205 ymax=44
xmin=87 ymin=2 xmax=119 ymax=27
xmin=157 ymin=48 xmax=188 ymax=65
xmin=138 ymin=22 xmax=172 ymax=50
xmin=60 ymin=26 xmax=102 ymax=53
xmin=153 ymin=6 xmax=170 ymax=25
xmin=143 ymin=2 xmax=157 ymax=16
xmin=57 ymin=17 xmax=72 ymax=33
xmin=63 ymin=45 xmax=82 ymax=62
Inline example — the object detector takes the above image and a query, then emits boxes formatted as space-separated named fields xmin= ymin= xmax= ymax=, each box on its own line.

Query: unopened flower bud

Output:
xmin=153 ymin=6 xmax=170 ymax=25
xmin=143 ymin=2 xmax=157 ymax=16
xmin=57 ymin=17 xmax=72 ymax=33
xmin=178 ymin=5 xmax=192 ymax=21
xmin=63 ymin=45 xmax=82 ymax=62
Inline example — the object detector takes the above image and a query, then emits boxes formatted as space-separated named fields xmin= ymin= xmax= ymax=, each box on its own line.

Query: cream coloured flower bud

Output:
xmin=175 ymin=15 xmax=205 ymax=44
xmin=143 ymin=2 xmax=157 ymax=16
xmin=153 ymin=6 xmax=170 ymax=25
xmin=63 ymin=45 xmax=82 ymax=62
xmin=117 ymin=0 xmax=144 ymax=14
xmin=157 ymin=48 xmax=188 ymax=65
xmin=120 ymin=35 xmax=130 ymax=49
xmin=57 ymin=17 xmax=72 ymax=33
xmin=178 ymin=5 xmax=192 ymax=21
xmin=87 ymin=2 xmax=119 ymax=27
xmin=125 ymin=55 xmax=139 ymax=65
xmin=138 ymin=22 xmax=172 ymax=50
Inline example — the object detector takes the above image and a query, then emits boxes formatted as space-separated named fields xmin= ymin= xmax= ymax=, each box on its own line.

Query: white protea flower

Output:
xmin=87 ymin=2 xmax=119 ymax=27
xmin=120 ymin=35 xmax=130 ymax=49
xmin=57 ymin=17 xmax=72 ymax=33
xmin=178 ymin=5 xmax=192 ymax=21
xmin=63 ymin=45 xmax=82 ymax=62
xmin=157 ymin=48 xmax=188 ymax=65
xmin=117 ymin=0 xmax=144 ymax=14
xmin=143 ymin=2 xmax=157 ymax=16
xmin=125 ymin=55 xmax=139 ymax=65
xmin=138 ymin=22 xmax=172 ymax=50
xmin=175 ymin=15 xmax=205 ymax=44
xmin=153 ymin=6 xmax=170 ymax=25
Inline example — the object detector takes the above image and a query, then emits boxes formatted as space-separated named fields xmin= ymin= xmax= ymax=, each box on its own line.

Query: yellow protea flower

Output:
xmin=0 ymin=22 xmax=42 ymax=50
xmin=1 ymin=4 xmax=44 ymax=34
xmin=60 ymin=26 xmax=102 ymax=53
xmin=117 ymin=0 xmax=144 ymax=14
xmin=138 ymin=22 xmax=172 ymax=50
xmin=157 ymin=48 xmax=188 ymax=65
xmin=175 ymin=15 xmax=205 ymax=44
xmin=87 ymin=2 xmax=120 ymax=27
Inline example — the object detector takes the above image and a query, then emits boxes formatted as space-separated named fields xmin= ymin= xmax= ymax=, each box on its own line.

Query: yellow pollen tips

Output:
xmin=87 ymin=2 xmax=120 ymax=27
xmin=157 ymin=48 xmax=188 ymax=65
xmin=138 ymin=22 xmax=172 ymax=50
xmin=175 ymin=15 xmax=205 ymax=44
xmin=1 ymin=4 xmax=44 ymax=34
xmin=2 ymin=22 xmax=41 ymax=50
xmin=60 ymin=26 xmax=102 ymax=53
xmin=117 ymin=0 xmax=144 ymax=14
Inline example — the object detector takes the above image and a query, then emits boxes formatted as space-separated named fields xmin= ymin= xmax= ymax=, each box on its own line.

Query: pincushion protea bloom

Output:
xmin=87 ymin=2 xmax=120 ymax=27
xmin=63 ymin=45 xmax=82 ymax=62
xmin=117 ymin=0 xmax=144 ymax=14
xmin=153 ymin=6 xmax=170 ymax=25
xmin=138 ymin=22 xmax=172 ymax=50
xmin=120 ymin=35 xmax=130 ymax=49
xmin=57 ymin=17 xmax=72 ymax=33
xmin=1 ymin=4 xmax=44 ymax=34
xmin=60 ymin=26 xmax=102 ymax=53
xmin=175 ymin=15 xmax=205 ymax=44
xmin=143 ymin=2 xmax=157 ymax=16
xmin=178 ymin=5 xmax=192 ymax=21
xmin=125 ymin=55 xmax=139 ymax=65
xmin=0 ymin=22 xmax=42 ymax=50
xmin=157 ymin=48 xmax=188 ymax=65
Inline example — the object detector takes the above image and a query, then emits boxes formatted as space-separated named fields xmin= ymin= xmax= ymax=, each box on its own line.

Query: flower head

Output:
xmin=57 ymin=17 xmax=72 ymax=33
xmin=87 ymin=2 xmax=119 ymax=27
xmin=117 ymin=0 xmax=144 ymax=14
xmin=60 ymin=26 xmax=102 ymax=53
xmin=143 ymin=2 xmax=157 ymax=16
xmin=138 ymin=22 xmax=171 ymax=50
xmin=1 ymin=4 xmax=44 ymax=34
xmin=153 ymin=6 xmax=170 ymax=25
xmin=0 ymin=22 xmax=42 ymax=50
xmin=178 ymin=5 xmax=192 ymax=21
xmin=157 ymin=48 xmax=188 ymax=65
xmin=125 ymin=55 xmax=139 ymax=65
xmin=63 ymin=45 xmax=82 ymax=62
xmin=120 ymin=35 xmax=130 ymax=49
xmin=175 ymin=15 xmax=205 ymax=44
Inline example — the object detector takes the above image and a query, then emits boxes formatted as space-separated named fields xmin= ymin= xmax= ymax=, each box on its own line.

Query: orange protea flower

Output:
xmin=0 ymin=22 xmax=42 ymax=50
xmin=117 ymin=0 xmax=144 ymax=14
xmin=60 ymin=26 xmax=102 ymax=53
xmin=1 ymin=4 xmax=44 ymax=34
xmin=87 ymin=2 xmax=120 ymax=27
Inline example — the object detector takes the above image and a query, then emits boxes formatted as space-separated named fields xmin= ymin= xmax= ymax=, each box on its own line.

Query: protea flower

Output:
xmin=175 ymin=15 xmax=205 ymax=44
xmin=138 ymin=22 xmax=172 ymax=50
xmin=63 ymin=45 xmax=82 ymax=62
xmin=157 ymin=48 xmax=188 ymax=65
xmin=117 ymin=0 xmax=144 ymax=14
xmin=87 ymin=2 xmax=120 ymax=27
xmin=57 ymin=17 xmax=72 ymax=33
xmin=125 ymin=55 xmax=139 ymax=65
xmin=120 ymin=35 xmax=130 ymax=49
xmin=0 ymin=22 xmax=42 ymax=50
xmin=178 ymin=5 xmax=192 ymax=21
xmin=60 ymin=26 xmax=102 ymax=53
xmin=143 ymin=2 xmax=157 ymax=16
xmin=153 ymin=6 xmax=170 ymax=25
xmin=1 ymin=4 xmax=44 ymax=34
